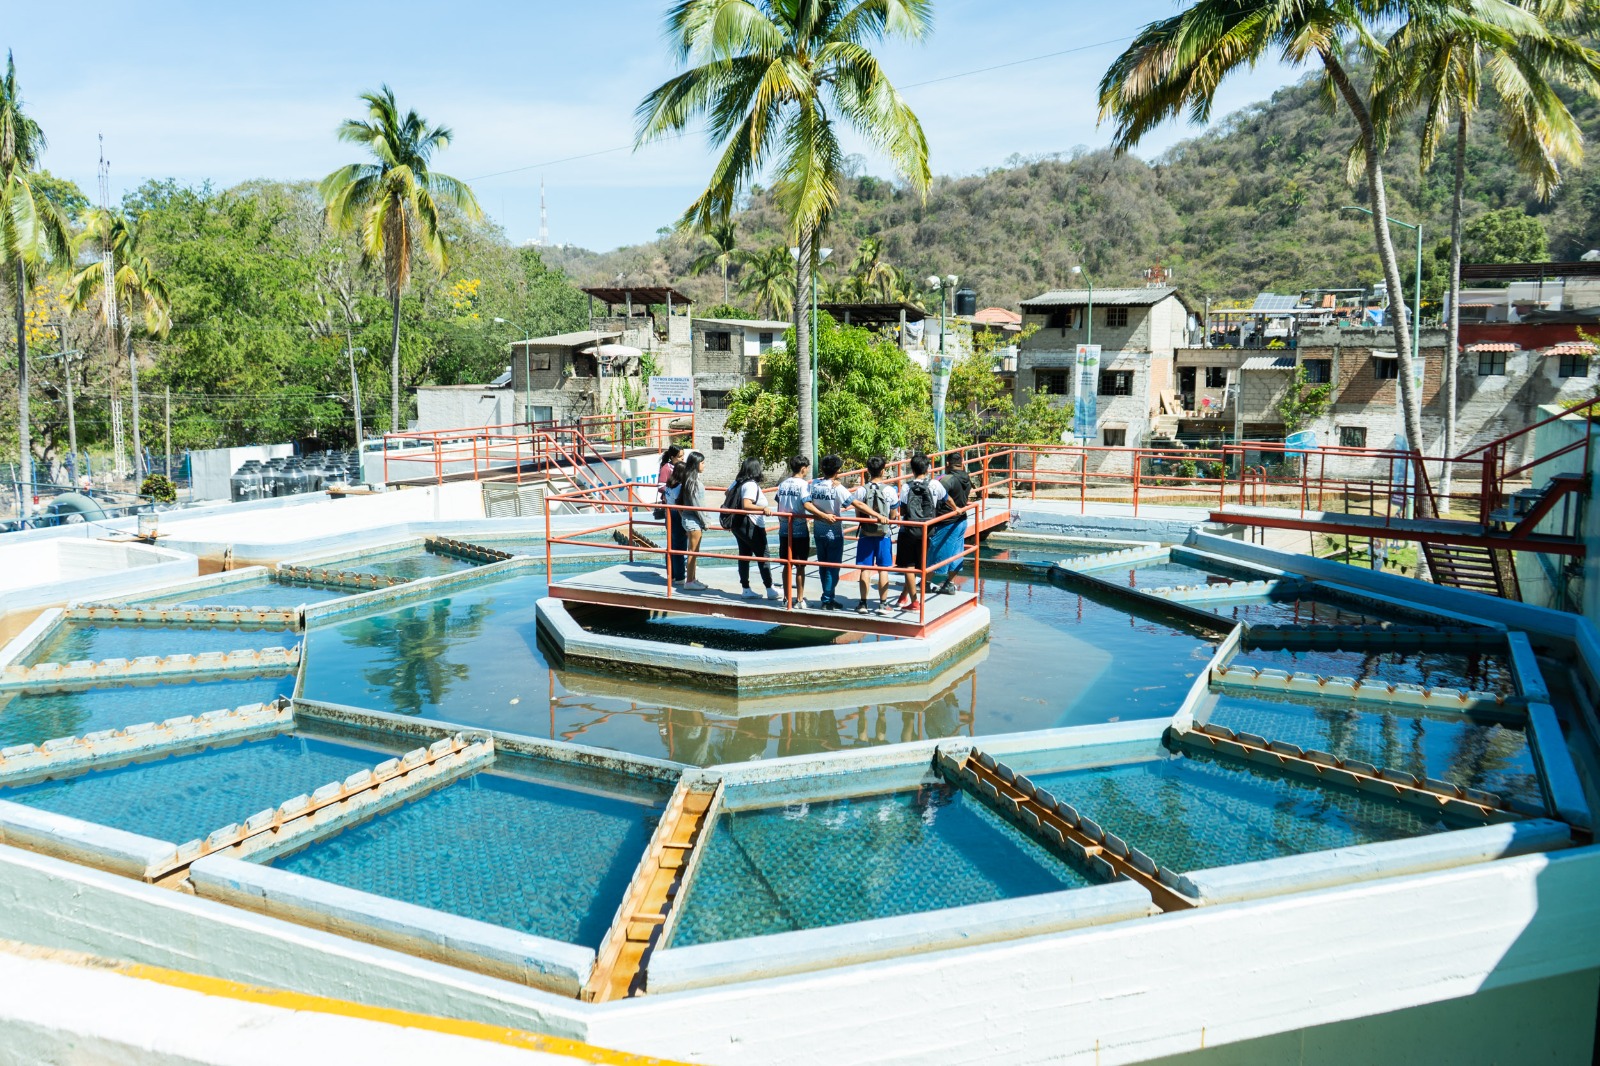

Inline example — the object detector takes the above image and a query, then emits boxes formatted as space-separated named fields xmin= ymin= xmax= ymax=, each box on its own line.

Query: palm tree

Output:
xmin=637 ymin=0 xmax=934 ymax=463
xmin=688 ymin=218 xmax=749 ymax=303
xmin=1099 ymin=0 xmax=1542 ymax=463
xmin=320 ymin=86 xmax=482 ymax=432
xmin=740 ymin=245 xmax=798 ymax=320
xmin=69 ymin=209 xmax=172 ymax=476
xmin=1372 ymin=1 xmax=1599 ymax=499
xmin=849 ymin=236 xmax=895 ymax=300
xmin=0 ymin=52 xmax=70 ymax=513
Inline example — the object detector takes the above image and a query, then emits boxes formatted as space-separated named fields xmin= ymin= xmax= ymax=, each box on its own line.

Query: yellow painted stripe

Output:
xmin=113 ymin=960 xmax=696 ymax=1065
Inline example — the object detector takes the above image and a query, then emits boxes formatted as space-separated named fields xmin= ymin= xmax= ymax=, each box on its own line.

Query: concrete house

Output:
xmin=690 ymin=317 xmax=790 ymax=484
xmin=1017 ymin=286 xmax=1198 ymax=458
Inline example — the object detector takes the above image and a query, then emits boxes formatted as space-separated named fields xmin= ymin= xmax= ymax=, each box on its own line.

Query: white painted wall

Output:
xmin=190 ymin=445 xmax=296 ymax=503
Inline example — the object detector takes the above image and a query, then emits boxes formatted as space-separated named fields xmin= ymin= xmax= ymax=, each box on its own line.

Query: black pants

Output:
xmin=733 ymin=523 xmax=774 ymax=588
xmin=777 ymin=527 xmax=811 ymax=586
xmin=667 ymin=511 xmax=688 ymax=581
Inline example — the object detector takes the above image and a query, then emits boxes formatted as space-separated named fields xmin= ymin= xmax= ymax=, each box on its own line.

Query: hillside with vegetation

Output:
xmin=548 ymin=67 xmax=1600 ymax=311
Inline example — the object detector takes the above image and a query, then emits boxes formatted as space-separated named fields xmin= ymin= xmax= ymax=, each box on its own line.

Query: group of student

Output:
xmin=656 ymin=445 xmax=974 ymax=614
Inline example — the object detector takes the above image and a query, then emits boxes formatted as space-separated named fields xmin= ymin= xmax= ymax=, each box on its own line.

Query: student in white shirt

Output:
xmin=804 ymin=454 xmax=854 ymax=610
xmin=774 ymin=456 xmax=812 ymax=606
xmin=732 ymin=458 xmax=778 ymax=601
xmin=850 ymin=456 xmax=900 ymax=615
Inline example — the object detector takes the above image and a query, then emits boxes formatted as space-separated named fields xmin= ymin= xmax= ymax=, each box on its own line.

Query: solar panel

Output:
xmin=1250 ymin=292 xmax=1301 ymax=312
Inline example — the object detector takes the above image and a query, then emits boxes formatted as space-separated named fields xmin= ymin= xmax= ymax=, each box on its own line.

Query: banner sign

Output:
xmin=1284 ymin=430 xmax=1317 ymax=454
xmin=1073 ymin=345 xmax=1101 ymax=441
xmin=931 ymin=354 xmax=954 ymax=451
xmin=646 ymin=376 xmax=694 ymax=414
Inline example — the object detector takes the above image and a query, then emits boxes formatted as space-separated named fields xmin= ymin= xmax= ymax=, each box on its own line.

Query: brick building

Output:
xmin=689 ymin=317 xmax=791 ymax=484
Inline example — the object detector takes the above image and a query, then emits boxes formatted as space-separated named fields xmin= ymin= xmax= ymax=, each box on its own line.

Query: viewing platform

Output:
xmin=549 ymin=562 xmax=979 ymax=639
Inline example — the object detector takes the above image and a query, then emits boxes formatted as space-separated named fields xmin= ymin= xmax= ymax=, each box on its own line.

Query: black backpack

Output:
xmin=901 ymin=479 xmax=937 ymax=523
xmin=718 ymin=481 xmax=748 ymax=532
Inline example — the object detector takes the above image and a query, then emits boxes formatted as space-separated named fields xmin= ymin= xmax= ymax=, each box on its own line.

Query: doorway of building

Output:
xmin=1178 ymin=367 xmax=1196 ymax=412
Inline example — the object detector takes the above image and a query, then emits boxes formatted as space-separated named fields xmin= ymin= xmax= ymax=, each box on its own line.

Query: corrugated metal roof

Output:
xmin=1465 ymin=342 xmax=1520 ymax=353
xmin=696 ymin=317 xmax=793 ymax=330
xmin=1240 ymin=355 xmax=1297 ymax=371
xmin=1022 ymin=285 xmax=1187 ymax=309
xmin=512 ymin=330 xmax=622 ymax=347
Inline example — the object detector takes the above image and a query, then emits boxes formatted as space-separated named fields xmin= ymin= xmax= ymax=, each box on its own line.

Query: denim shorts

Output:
xmin=855 ymin=535 xmax=893 ymax=568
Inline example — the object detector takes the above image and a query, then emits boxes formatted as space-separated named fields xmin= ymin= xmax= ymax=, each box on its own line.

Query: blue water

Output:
xmin=1030 ymin=748 xmax=1454 ymax=874
xmin=345 ymin=549 xmax=477 ymax=581
xmin=270 ymin=771 xmax=657 ymax=947
xmin=300 ymin=569 xmax=1218 ymax=766
xmin=1206 ymin=692 xmax=1540 ymax=805
xmin=1231 ymin=647 xmax=1515 ymax=696
xmin=671 ymin=784 xmax=1087 ymax=946
xmin=134 ymin=576 xmax=349 ymax=609
xmin=1199 ymin=594 xmax=1400 ymax=627
xmin=3 ymin=734 xmax=382 ymax=844
xmin=23 ymin=621 xmax=301 ymax=666
xmin=0 ymin=675 xmax=294 ymax=748
xmin=1093 ymin=559 xmax=1240 ymax=589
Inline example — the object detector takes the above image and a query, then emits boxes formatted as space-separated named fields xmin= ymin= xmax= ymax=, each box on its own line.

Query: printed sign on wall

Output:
xmin=646 ymin=376 xmax=695 ymax=414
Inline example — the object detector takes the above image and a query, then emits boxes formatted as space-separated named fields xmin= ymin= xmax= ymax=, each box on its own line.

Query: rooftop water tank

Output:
xmin=954 ymin=287 xmax=978 ymax=317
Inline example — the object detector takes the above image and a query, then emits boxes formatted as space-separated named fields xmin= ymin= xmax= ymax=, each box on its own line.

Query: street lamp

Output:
xmin=789 ymin=246 xmax=833 ymax=468
xmin=1341 ymin=206 xmax=1423 ymax=374
xmin=1072 ymin=265 xmax=1094 ymax=347
xmin=926 ymin=274 xmax=960 ymax=453
xmin=494 ymin=318 xmax=535 ymax=427
xmin=41 ymin=324 xmax=81 ymax=483
xmin=345 ymin=343 xmax=367 ymax=447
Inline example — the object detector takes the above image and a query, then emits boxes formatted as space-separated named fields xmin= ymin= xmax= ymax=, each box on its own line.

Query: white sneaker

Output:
xmin=684 ymin=580 xmax=708 ymax=591
xmin=742 ymin=588 xmax=760 ymax=600
xmin=765 ymin=588 xmax=781 ymax=601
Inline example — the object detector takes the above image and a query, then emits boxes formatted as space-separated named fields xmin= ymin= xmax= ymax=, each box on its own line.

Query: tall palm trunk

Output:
xmin=128 ymin=330 xmax=142 ymax=477
xmin=794 ymin=229 xmax=814 ymax=463
xmin=13 ymin=258 xmax=29 ymax=518
xmin=1325 ymin=54 xmax=1428 ymax=484
xmin=1442 ymin=112 xmax=1468 ymax=513
xmin=722 ymin=262 xmax=730 ymax=304
xmin=388 ymin=285 xmax=402 ymax=432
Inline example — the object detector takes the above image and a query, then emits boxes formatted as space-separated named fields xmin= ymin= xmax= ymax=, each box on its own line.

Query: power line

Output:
xmin=464 ymin=35 xmax=1137 ymax=184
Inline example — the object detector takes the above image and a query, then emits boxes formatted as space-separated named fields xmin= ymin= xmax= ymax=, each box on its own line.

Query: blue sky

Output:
xmin=9 ymin=1 xmax=1302 ymax=251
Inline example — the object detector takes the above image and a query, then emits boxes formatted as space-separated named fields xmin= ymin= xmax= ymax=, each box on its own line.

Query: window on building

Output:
xmin=700 ymin=390 xmax=730 ymax=410
xmin=571 ymin=354 xmax=597 ymax=378
xmin=1099 ymin=370 xmax=1134 ymax=396
xmin=1303 ymin=359 xmax=1332 ymax=384
xmin=1339 ymin=426 xmax=1367 ymax=449
xmin=523 ymin=349 xmax=551 ymax=371
xmin=1035 ymin=370 xmax=1070 ymax=395
xmin=1558 ymin=352 xmax=1591 ymax=378
xmin=1373 ymin=358 xmax=1399 ymax=381
xmin=1045 ymin=307 xmax=1074 ymax=330
xmin=758 ymin=331 xmax=774 ymax=351
xmin=711 ymin=436 xmax=726 ymax=451
xmin=1477 ymin=350 xmax=1506 ymax=376
xmin=1103 ymin=428 xmax=1127 ymax=447
xmin=1105 ymin=306 xmax=1129 ymax=328
xmin=705 ymin=330 xmax=732 ymax=352
xmin=1204 ymin=366 xmax=1227 ymax=388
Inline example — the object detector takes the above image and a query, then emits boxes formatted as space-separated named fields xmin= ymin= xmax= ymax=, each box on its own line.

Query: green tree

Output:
xmin=28 ymin=171 xmax=89 ymax=223
xmin=725 ymin=315 xmax=929 ymax=465
xmin=1371 ymin=0 xmax=1597 ymax=483
xmin=739 ymin=245 xmax=797 ymax=320
xmin=1462 ymin=205 xmax=1550 ymax=263
xmin=0 ymin=51 xmax=71 ymax=504
xmin=1276 ymin=364 xmax=1334 ymax=434
xmin=1104 ymin=1 xmax=1548 ymax=460
xmin=945 ymin=323 xmax=1038 ymax=446
xmin=636 ymin=0 xmax=934 ymax=464
xmin=687 ymin=218 xmax=748 ymax=304
xmin=320 ymin=86 xmax=483 ymax=431
xmin=992 ymin=392 xmax=1072 ymax=445
xmin=69 ymin=210 xmax=173 ymax=473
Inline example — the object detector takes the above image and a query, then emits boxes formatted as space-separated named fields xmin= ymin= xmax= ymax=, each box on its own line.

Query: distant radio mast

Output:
xmin=97 ymin=135 xmax=118 ymax=332
xmin=538 ymin=176 xmax=548 ymax=247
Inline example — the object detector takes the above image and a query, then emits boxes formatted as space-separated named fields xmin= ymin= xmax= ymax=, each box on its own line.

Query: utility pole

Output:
xmin=51 ymin=324 xmax=80 ymax=482
xmin=345 ymin=331 xmax=366 ymax=445
xmin=165 ymin=387 xmax=172 ymax=480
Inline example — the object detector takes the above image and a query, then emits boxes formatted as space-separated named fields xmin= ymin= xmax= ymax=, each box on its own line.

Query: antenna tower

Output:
xmin=538 ymin=177 xmax=548 ymax=247
xmin=97 ymin=136 xmax=118 ymax=332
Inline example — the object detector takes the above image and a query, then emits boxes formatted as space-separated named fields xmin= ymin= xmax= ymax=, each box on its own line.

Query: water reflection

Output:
xmin=341 ymin=598 xmax=491 ymax=716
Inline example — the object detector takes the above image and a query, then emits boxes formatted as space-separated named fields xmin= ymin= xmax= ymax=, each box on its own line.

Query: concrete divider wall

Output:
xmin=301 ymin=557 xmax=530 ymax=624
xmin=189 ymin=854 xmax=595 ymax=996
xmin=2 ymin=644 xmax=301 ymax=688
xmin=1176 ymin=819 xmax=1574 ymax=904
xmin=74 ymin=565 xmax=275 ymax=610
xmin=0 ymin=608 xmax=63 ymax=670
xmin=647 ymin=881 xmax=1156 ymax=994
xmin=0 ymin=802 xmax=181 ymax=880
